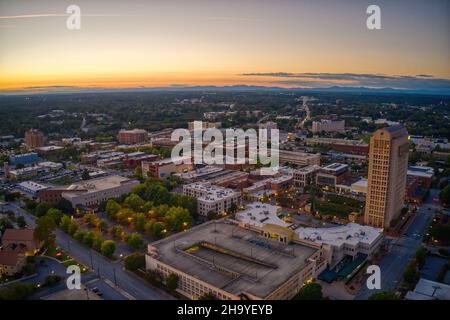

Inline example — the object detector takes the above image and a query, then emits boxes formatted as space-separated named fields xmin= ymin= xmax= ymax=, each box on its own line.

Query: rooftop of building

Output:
xmin=63 ymin=175 xmax=138 ymax=196
xmin=294 ymin=165 xmax=321 ymax=174
xmin=36 ymin=146 xmax=64 ymax=151
xmin=2 ymin=228 xmax=35 ymax=242
xmin=118 ymin=128 xmax=147 ymax=134
xmin=295 ymin=223 xmax=382 ymax=247
xmin=306 ymin=137 xmax=368 ymax=146
xmin=183 ymin=182 xmax=240 ymax=202
xmin=236 ymin=202 xmax=289 ymax=229
xmin=407 ymin=166 xmax=435 ymax=178
xmin=17 ymin=181 xmax=49 ymax=192
xmin=406 ymin=278 xmax=450 ymax=300
xmin=351 ymin=178 xmax=368 ymax=188
xmin=321 ymin=163 xmax=348 ymax=173
xmin=148 ymin=220 xmax=318 ymax=299
xmin=175 ymin=165 xmax=224 ymax=180
xmin=279 ymin=150 xmax=320 ymax=158
xmin=0 ymin=251 xmax=23 ymax=266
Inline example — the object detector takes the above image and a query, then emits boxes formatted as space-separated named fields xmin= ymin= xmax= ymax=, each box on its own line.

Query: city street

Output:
xmin=354 ymin=189 xmax=440 ymax=299
xmin=6 ymin=202 xmax=175 ymax=300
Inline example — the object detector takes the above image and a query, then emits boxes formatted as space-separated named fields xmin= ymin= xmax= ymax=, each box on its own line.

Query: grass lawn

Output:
xmin=314 ymin=195 xmax=364 ymax=218
xmin=49 ymin=176 xmax=74 ymax=186
xmin=62 ymin=259 xmax=89 ymax=273
xmin=45 ymin=246 xmax=71 ymax=262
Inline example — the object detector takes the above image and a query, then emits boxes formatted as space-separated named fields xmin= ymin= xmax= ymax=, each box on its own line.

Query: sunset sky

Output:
xmin=1 ymin=0 xmax=449 ymax=93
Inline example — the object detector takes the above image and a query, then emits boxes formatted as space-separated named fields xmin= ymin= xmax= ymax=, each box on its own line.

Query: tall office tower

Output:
xmin=24 ymin=128 xmax=45 ymax=149
xmin=364 ymin=125 xmax=410 ymax=228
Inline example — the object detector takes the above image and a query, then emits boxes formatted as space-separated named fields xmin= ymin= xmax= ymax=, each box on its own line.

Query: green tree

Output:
xmin=124 ymin=253 xmax=145 ymax=271
xmin=0 ymin=283 xmax=35 ymax=300
xmin=292 ymin=283 xmax=323 ymax=300
xmin=17 ymin=216 xmax=27 ymax=229
xmin=109 ymin=225 xmax=124 ymax=239
xmin=34 ymin=215 xmax=56 ymax=247
xmin=125 ymin=233 xmax=144 ymax=250
xmin=55 ymin=198 xmax=74 ymax=215
xmin=165 ymin=206 xmax=191 ymax=231
xmin=207 ymin=210 xmax=218 ymax=221
xmin=46 ymin=208 xmax=63 ymax=225
xmin=439 ymin=185 xmax=450 ymax=207
xmin=44 ymin=275 xmax=63 ymax=287
xmin=73 ymin=230 xmax=86 ymax=242
xmin=116 ymin=208 xmax=134 ymax=225
xmin=68 ymin=221 xmax=79 ymax=236
xmin=83 ymin=213 xmax=96 ymax=226
xmin=96 ymin=219 xmax=108 ymax=232
xmin=59 ymin=215 xmax=72 ymax=233
xmin=166 ymin=273 xmax=179 ymax=290
xmin=368 ymin=291 xmax=399 ymax=300
xmin=403 ymin=261 xmax=420 ymax=284
xmin=124 ymin=194 xmax=145 ymax=212
xmin=105 ymin=199 xmax=121 ymax=219
xmin=415 ymin=246 xmax=427 ymax=268
xmin=83 ymin=231 xmax=95 ymax=247
xmin=133 ymin=213 xmax=147 ymax=231
xmin=35 ymin=201 xmax=51 ymax=217
xmin=92 ymin=233 xmax=103 ymax=251
xmin=151 ymin=221 xmax=167 ymax=237
xmin=144 ymin=219 xmax=156 ymax=235
xmin=228 ymin=202 xmax=238 ymax=214
xmin=101 ymin=240 xmax=116 ymax=258
xmin=81 ymin=169 xmax=90 ymax=180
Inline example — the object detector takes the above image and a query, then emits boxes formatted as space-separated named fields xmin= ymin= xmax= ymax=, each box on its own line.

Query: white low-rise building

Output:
xmin=16 ymin=181 xmax=49 ymax=196
xmin=183 ymin=182 xmax=241 ymax=216
xmin=62 ymin=175 xmax=139 ymax=208
xmin=236 ymin=202 xmax=289 ymax=229
xmin=235 ymin=204 xmax=383 ymax=269
xmin=295 ymin=223 xmax=383 ymax=267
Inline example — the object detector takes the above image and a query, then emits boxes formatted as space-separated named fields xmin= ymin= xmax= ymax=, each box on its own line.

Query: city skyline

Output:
xmin=1 ymin=0 xmax=449 ymax=93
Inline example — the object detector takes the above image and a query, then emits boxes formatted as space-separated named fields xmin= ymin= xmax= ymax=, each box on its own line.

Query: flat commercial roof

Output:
xmin=63 ymin=175 xmax=137 ymax=196
xmin=236 ymin=202 xmax=289 ymax=229
xmin=295 ymin=223 xmax=382 ymax=247
xmin=149 ymin=220 xmax=318 ymax=299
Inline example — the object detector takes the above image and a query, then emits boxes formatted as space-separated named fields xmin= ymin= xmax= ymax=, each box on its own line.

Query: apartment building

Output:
xmin=182 ymin=182 xmax=241 ymax=216
xmin=293 ymin=165 xmax=321 ymax=187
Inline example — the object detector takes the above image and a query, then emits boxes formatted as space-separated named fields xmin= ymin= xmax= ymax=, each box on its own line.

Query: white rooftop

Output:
xmin=236 ymin=202 xmax=289 ymax=228
xmin=17 ymin=181 xmax=49 ymax=193
xmin=175 ymin=165 xmax=223 ymax=180
xmin=406 ymin=278 xmax=450 ymax=300
xmin=64 ymin=175 xmax=137 ymax=195
xmin=295 ymin=223 xmax=383 ymax=247
xmin=351 ymin=178 xmax=368 ymax=188
xmin=184 ymin=182 xmax=240 ymax=202
xmin=407 ymin=166 xmax=434 ymax=179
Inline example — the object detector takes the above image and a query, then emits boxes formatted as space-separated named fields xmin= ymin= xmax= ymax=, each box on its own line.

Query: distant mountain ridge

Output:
xmin=1 ymin=84 xmax=450 ymax=96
